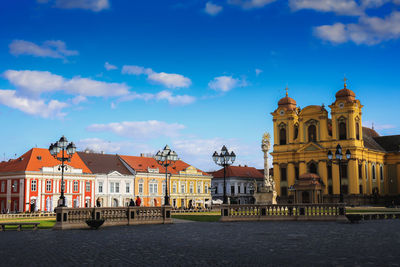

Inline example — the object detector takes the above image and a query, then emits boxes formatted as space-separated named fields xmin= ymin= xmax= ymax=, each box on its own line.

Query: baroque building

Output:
xmin=270 ymin=83 xmax=400 ymax=203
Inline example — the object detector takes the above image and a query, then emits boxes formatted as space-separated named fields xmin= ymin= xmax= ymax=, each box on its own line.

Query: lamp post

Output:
xmin=212 ymin=145 xmax=236 ymax=204
xmin=155 ymin=145 xmax=178 ymax=206
xmin=327 ymin=144 xmax=350 ymax=215
xmin=49 ymin=136 xmax=77 ymax=207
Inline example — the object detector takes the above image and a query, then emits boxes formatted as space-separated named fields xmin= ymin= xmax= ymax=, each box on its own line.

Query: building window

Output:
xmin=12 ymin=180 xmax=18 ymax=192
xmin=356 ymin=122 xmax=360 ymax=140
xmin=327 ymin=164 xmax=332 ymax=181
xmin=138 ymin=183 xmax=143 ymax=194
xmin=365 ymin=163 xmax=369 ymax=180
xmin=295 ymin=166 xmax=299 ymax=180
xmin=205 ymin=185 xmax=209 ymax=194
xmin=294 ymin=124 xmax=299 ymax=140
xmin=372 ymin=165 xmax=376 ymax=180
xmin=231 ymin=185 xmax=235 ymax=195
xmin=197 ymin=183 xmax=201 ymax=194
xmin=110 ymin=182 xmax=115 ymax=193
xmin=173 ymin=183 xmax=177 ymax=193
xmin=308 ymin=125 xmax=317 ymax=142
xmin=281 ymin=186 xmax=287 ymax=196
xmin=74 ymin=181 xmax=79 ymax=192
xmin=380 ymin=165 xmax=384 ymax=182
xmin=46 ymin=180 xmax=51 ymax=192
xmin=149 ymin=183 xmax=157 ymax=194
xmin=341 ymin=163 xmax=348 ymax=179
xmin=31 ymin=180 xmax=37 ymax=191
xmin=99 ymin=182 xmax=103 ymax=193
xmin=359 ymin=185 xmax=363 ymax=194
xmin=1 ymin=181 xmax=5 ymax=192
xmin=279 ymin=128 xmax=287 ymax=145
xmin=309 ymin=162 xmax=317 ymax=174
xmin=280 ymin=167 xmax=287 ymax=182
xmin=181 ymin=184 xmax=185 ymax=193
xmin=328 ymin=185 xmax=333 ymax=194
xmin=358 ymin=164 xmax=363 ymax=179
xmin=126 ymin=183 xmax=130 ymax=193
xmin=86 ymin=182 xmax=91 ymax=192
xmin=189 ymin=183 xmax=194 ymax=194
xmin=115 ymin=182 xmax=120 ymax=193
xmin=339 ymin=121 xmax=347 ymax=140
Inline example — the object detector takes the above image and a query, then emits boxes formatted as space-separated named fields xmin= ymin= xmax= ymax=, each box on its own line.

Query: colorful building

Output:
xmin=77 ymin=151 xmax=135 ymax=207
xmin=120 ymin=154 xmax=212 ymax=208
xmin=270 ymin=83 xmax=400 ymax=203
xmin=0 ymin=148 xmax=95 ymax=212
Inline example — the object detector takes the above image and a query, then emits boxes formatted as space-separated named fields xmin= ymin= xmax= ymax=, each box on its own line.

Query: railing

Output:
xmin=220 ymin=203 xmax=347 ymax=222
xmin=172 ymin=208 xmax=220 ymax=213
xmin=54 ymin=206 xmax=172 ymax=230
xmin=0 ymin=212 xmax=56 ymax=219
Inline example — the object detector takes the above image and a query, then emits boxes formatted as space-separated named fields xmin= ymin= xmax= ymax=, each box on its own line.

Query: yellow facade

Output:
xmin=270 ymin=84 xmax=400 ymax=200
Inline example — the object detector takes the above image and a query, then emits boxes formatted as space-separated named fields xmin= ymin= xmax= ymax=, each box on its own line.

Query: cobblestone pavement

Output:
xmin=1 ymin=220 xmax=400 ymax=266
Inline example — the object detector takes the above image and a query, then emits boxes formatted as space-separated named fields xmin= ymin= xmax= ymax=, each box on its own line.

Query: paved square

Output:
xmin=0 ymin=220 xmax=399 ymax=266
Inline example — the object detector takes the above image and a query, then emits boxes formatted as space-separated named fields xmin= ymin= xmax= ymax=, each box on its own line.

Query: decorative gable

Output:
xmin=297 ymin=142 xmax=324 ymax=153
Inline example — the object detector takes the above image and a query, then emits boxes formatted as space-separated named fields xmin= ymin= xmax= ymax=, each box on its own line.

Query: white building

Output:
xmin=78 ymin=152 xmax=135 ymax=207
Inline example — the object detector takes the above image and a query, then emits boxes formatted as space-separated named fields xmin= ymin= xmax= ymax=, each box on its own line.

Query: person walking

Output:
xmin=135 ymin=196 xmax=141 ymax=207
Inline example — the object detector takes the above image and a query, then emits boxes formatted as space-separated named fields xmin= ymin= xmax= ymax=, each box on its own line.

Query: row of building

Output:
xmin=0 ymin=148 xmax=214 ymax=212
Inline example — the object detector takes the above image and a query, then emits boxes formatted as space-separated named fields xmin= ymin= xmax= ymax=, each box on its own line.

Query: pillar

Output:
xmin=332 ymin=163 xmax=340 ymax=195
xmin=287 ymin=163 xmax=295 ymax=192
xmin=318 ymin=161 xmax=328 ymax=194
xmin=348 ymin=112 xmax=356 ymax=140
xmin=299 ymin=162 xmax=306 ymax=176
xmin=273 ymin=164 xmax=280 ymax=195
xmin=348 ymin=159 xmax=359 ymax=194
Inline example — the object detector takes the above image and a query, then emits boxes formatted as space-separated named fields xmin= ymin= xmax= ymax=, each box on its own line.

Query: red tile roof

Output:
xmin=119 ymin=155 xmax=209 ymax=175
xmin=0 ymin=148 xmax=92 ymax=174
xmin=210 ymin=165 xmax=264 ymax=179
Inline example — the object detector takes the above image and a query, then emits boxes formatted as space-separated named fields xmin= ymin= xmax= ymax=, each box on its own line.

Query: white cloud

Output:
xmin=71 ymin=95 xmax=87 ymax=105
xmin=122 ymin=65 xmax=191 ymax=89
xmin=147 ymin=72 xmax=192 ymax=89
xmin=255 ymin=68 xmax=263 ymax=76
xmin=38 ymin=0 xmax=110 ymax=12
xmin=227 ymin=0 xmax=276 ymax=9
xmin=86 ymin=120 xmax=185 ymax=139
xmin=208 ymin=75 xmax=246 ymax=92
xmin=9 ymin=40 xmax=78 ymax=59
xmin=76 ymin=138 xmax=156 ymax=156
xmin=289 ymin=0 xmax=363 ymax=16
xmin=3 ymin=70 xmax=130 ymax=97
xmin=314 ymin=11 xmax=400 ymax=45
xmin=205 ymin=2 xmax=223 ymax=15
xmin=104 ymin=62 xmax=117 ymax=71
xmin=155 ymin=90 xmax=196 ymax=105
xmin=0 ymin=89 xmax=68 ymax=118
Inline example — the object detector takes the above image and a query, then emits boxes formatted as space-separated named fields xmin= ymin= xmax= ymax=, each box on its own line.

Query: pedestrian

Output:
xmin=135 ymin=196 xmax=141 ymax=207
xmin=129 ymin=198 xmax=135 ymax=207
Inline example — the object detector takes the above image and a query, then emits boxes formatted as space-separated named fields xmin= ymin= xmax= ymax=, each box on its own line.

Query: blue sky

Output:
xmin=0 ymin=0 xmax=399 ymax=170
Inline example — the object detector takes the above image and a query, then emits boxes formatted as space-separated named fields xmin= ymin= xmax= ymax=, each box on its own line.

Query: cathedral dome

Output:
xmin=335 ymin=79 xmax=355 ymax=101
xmin=278 ymin=88 xmax=297 ymax=111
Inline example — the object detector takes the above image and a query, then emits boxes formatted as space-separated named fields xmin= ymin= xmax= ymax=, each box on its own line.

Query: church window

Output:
xmin=358 ymin=164 xmax=362 ymax=179
xmin=372 ymin=165 xmax=376 ymax=180
xmin=280 ymin=186 xmax=287 ymax=196
xmin=365 ymin=163 xmax=369 ymax=180
xmin=340 ymin=163 xmax=348 ymax=179
xmin=308 ymin=125 xmax=317 ymax=142
xmin=327 ymin=164 xmax=332 ymax=181
xmin=280 ymin=167 xmax=287 ymax=181
xmin=339 ymin=122 xmax=347 ymax=140
xmin=279 ymin=128 xmax=287 ymax=145
xmin=380 ymin=165 xmax=384 ymax=182
xmin=328 ymin=185 xmax=333 ymax=194
xmin=294 ymin=124 xmax=299 ymax=140
xmin=356 ymin=122 xmax=360 ymax=140
xmin=295 ymin=166 xmax=299 ymax=180
xmin=309 ymin=162 xmax=317 ymax=174
xmin=359 ymin=185 xmax=363 ymax=194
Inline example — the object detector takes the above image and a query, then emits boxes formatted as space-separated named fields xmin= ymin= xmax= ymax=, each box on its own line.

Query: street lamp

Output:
xmin=155 ymin=145 xmax=178 ymax=206
xmin=49 ymin=136 xmax=76 ymax=207
xmin=212 ymin=145 xmax=236 ymax=204
xmin=327 ymin=144 xmax=351 ymax=215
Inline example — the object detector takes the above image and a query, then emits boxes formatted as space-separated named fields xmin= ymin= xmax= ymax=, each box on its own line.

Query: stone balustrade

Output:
xmin=54 ymin=206 xmax=172 ymax=230
xmin=0 ymin=212 xmax=56 ymax=219
xmin=220 ymin=203 xmax=347 ymax=222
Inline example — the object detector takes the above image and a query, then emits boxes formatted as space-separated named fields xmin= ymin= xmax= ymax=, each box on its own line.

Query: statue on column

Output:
xmin=253 ymin=132 xmax=277 ymax=204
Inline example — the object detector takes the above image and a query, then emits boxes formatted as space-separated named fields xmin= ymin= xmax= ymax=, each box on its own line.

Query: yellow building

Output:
xmin=120 ymin=155 xmax=212 ymax=208
xmin=270 ymin=83 xmax=400 ymax=203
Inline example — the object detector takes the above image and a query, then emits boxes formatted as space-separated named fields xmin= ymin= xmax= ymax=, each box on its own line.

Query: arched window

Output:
xmin=309 ymin=162 xmax=317 ymax=174
xmin=280 ymin=128 xmax=287 ymax=145
xmin=294 ymin=124 xmax=299 ymax=140
xmin=372 ymin=165 xmax=376 ymax=180
xmin=308 ymin=125 xmax=316 ymax=142
xmin=339 ymin=122 xmax=347 ymax=140
xmin=356 ymin=122 xmax=360 ymax=140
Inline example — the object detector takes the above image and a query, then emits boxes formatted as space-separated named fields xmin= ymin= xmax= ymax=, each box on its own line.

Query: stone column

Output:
xmin=348 ymin=159 xmax=359 ymax=194
xmin=273 ymin=164 xmax=280 ymax=195
xmin=332 ymin=163 xmax=340 ymax=195
xmin=287 ymin=163 xmax=295 ymax=189
xmin=299 ymin=161 xmax=306 ymax=176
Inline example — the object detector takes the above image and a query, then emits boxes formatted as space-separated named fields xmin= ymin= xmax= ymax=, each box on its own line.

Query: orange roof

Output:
xmin=119 ymin=155 xmax=209 ymax=176
xmin=0 ymin=148 xmax=92 ymax=174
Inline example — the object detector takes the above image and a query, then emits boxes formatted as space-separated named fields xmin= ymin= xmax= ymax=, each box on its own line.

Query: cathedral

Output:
xmin=270 ymin=81 xmax=400 ymax=204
